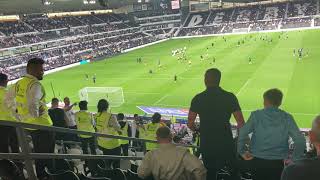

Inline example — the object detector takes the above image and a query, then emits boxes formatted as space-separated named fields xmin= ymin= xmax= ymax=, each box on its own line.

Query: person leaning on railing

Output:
xmin=95 ymin=99 xmax=122 ymax=169
xmin=140 ymin=112 xmax=165 ymax=152
xmin=75 ymin=101 xmax=96 ymax=155
xmin=10 ymin=58 xmax=55 ymax=180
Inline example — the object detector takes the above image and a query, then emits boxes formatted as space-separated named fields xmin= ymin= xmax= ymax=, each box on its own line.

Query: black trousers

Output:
xmin=80 ymin=137 xmax=96 ymax=155
xmin=121 ymin=143 xmax=129 ymax=156
xmin=0 ymin=125 xmax=19 ymax=153
xmin=30 ymin=130 xmax=55 ymax=179
xmin=99 ymin=146 xmax=121 ymax=169
xmin=203 ymin=154 xmax=241 ymax=180
xmin=249 ymin=157 xmax=284 ymax=180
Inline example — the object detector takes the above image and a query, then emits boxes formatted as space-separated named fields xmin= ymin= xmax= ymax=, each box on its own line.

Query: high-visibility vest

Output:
xmin=0 ymin=87 xmax=15 ymax=121
xmin=119 ymin=122 xmax=129 ymax=145
xmin=15 ymin=76 xmax=52 ymax=127
xmin=75 ymin=111 xmax=95 ymax=138
xmin=95 ymin=111 xmax=120 ymax=149
xmin=144 ymin=122 xmax=161 ymax=151
xmin=170 ymin=116 xmax=176 ymax=124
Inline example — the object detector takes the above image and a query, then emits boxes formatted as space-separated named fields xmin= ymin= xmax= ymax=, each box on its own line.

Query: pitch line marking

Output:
xmin=236 ymin=79 xmax=251 ymax=96
xmin=153 ymin=94 xmax=170 ymax=105
xmin=125 ymin=92 xmax=161 ymax=95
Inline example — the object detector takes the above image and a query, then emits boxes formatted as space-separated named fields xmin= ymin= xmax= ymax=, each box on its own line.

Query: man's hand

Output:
xmin=241 ymin=151 xmax=253 ymax=161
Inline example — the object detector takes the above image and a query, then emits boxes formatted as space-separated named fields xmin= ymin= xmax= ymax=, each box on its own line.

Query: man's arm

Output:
xmin=288 ymin=115 xmax=306 ymax=160
xmin=233 ymin=111 xmax=245 ymax=129
xmin=64 ymin=103 xmax=76 ymax=112
xmin=188 ymin=111 xmax=197 ymax=131
xmin=137 ymin=152 xmax=153 ymax=179
xmin=5 ymin=85 xmax=17 ymax=118
xmin=238 ymin=112 xmax=254 ymax=159
xmin=28 ymin=82 xmax=43 ymax=118
xmin=188 ymin=96 xmax=199 ymax=132
xmin=231 ymin=94 xmax=245 ymax=129
xmin=183 ymin=151 xmax=207 ymax=180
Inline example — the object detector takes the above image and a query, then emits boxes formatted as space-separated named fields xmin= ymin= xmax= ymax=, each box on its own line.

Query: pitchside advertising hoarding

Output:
xmin=137 ymin=106 xmax=189 ymax=117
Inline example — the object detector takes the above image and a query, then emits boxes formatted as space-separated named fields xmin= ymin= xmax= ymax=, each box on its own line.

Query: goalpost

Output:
xmin=79 ymin=87 xmax=125 ymax=107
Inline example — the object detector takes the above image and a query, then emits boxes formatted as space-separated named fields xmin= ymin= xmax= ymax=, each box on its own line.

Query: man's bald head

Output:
xmin=310 ymin=116 xmax=320 ymax=143
xmin=205 ymin=68 xmax=221 ymax=87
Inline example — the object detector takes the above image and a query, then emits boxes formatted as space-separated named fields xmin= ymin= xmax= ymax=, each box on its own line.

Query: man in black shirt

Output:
xmin=281 ymin=115 xmax=320 ymax=180
xmin=188 ymin=68 xmax=245 ymax=180
xmin=49 ymin=98 xmax=67 ymax=140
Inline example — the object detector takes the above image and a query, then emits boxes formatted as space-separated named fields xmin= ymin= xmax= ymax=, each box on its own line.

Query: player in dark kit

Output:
xmin=93 ymin=74 xmax=96 ymax=84
xmin=211 ymin=57 xmax=216 ymax=64
xmin=85 ymin=74 xmax=89 ymax=80
xmin=298 ymin=48 xmax=303 ymax=61
xmin=174 ymin=74 xmax=177 ymax=83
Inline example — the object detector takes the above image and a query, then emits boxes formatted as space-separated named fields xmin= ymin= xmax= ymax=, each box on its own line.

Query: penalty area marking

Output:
xmin=236 ymin=79 xmax=251 ymax=96
xmin=153 ymin=94 xmax=170 ymax=105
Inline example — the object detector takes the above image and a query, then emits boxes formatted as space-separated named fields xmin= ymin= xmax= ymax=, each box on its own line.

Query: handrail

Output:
xmin=0 ymin=120 xmax=198 ymax=147
xmin=0 ymin=120 xmax=199 ymax=179
xmin=0 ymin=153 xmax=144 ymax=160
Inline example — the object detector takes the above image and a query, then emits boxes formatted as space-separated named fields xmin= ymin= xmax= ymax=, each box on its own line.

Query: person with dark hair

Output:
xmin=117 ymin=113 xmax=130 ymax=156
xmin=138 ymin=126 xmax=207 ymax=180
xmin=143 ymin=112 xmax=164 ymax=152
xmin=281 ymin=115 xmax=320 ymax=180
xmin=130 ymin=114 xmax=141 ymax=149
xmin=95 ymin=99 xmax=122 ymax=169
xmin=188 ymin=68 xmax=245 ymax=180
xmin=12 ymin=58 xmax=54 ymax=180
xmin=49 ymin=98 xmax=68 ymax=140
xmin=75 ymin=101 xmax=96 ymax=155
xmin=0 ymin=73 xmax=19 ymax=154
xmin=238 ymin=88 xmax=306 ymax=180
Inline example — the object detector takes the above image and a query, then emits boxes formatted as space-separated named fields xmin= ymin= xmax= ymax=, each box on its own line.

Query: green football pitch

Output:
xmin=42 ymin=29 xmax=320 ymax=128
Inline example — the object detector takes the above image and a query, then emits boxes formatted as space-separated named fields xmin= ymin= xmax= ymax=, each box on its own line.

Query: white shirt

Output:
xmin=64 ymin=108 xmax=77 ymax=127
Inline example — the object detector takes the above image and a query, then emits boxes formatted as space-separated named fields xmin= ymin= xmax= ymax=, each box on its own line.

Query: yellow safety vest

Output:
xmin=120 ymin=122 xmax=129 ymax=145
xmin=95 ymin=111 xmax=120 ymax=149
xmin=15 ymin=76 xmax=52 ymax=127
xmin=75 ymin=111 xmax=95 ymax=138
xmin=144 ymin=123 xmax=161 ymax=151
xmin=0 ymin=87 xmax=15 ymax=121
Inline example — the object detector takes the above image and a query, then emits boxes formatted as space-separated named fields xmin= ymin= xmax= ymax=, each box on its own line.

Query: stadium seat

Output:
xmin=79 ymin=172 xmax=111 ymax=180
xmin=0 ymin=159 xmax=24 ymax=180
xmin=45 ymin=167 xmax=80 ymax=180
xmin=51 ymin=159 xmax=73 ymax=171
xmin=97 ymin=165 xmax=126 ymax=180
xmin=126 ymin=169 xmax=142 ymax=180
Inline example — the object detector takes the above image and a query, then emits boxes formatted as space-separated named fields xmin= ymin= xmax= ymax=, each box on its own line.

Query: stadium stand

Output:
xmin=179 ymin=0 xmax=320 ymax=36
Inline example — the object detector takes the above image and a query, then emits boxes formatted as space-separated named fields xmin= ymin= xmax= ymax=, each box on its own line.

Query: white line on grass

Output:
xmin=153 ymin=94 xmax=170 ymax=105
xmin=236 ymin=79 xmax=251 ymax=96
xmin=125 ymin=92 xmax=161 ymax=95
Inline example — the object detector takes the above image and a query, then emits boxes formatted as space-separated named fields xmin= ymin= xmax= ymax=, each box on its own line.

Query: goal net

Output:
xmin=79 ymin=87 xmax=124 ymax=107
xmin=232 ymin=28 xmax=249 ymax=33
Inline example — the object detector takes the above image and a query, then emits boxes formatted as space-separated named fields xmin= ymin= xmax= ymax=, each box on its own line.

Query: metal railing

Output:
xmin=0 ymin=120 xmax=199 ymax=179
